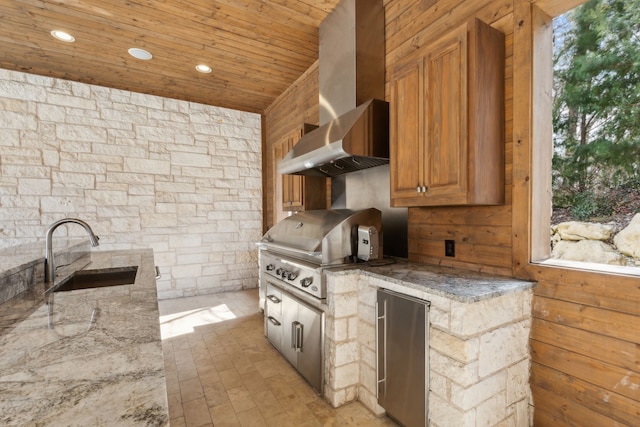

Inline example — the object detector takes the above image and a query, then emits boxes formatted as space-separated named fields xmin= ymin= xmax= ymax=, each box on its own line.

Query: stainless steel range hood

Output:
xmin=278 ymin=0 xmax=388 ymax=178
xmin=277 ymin=99 xmax=389 ymax=177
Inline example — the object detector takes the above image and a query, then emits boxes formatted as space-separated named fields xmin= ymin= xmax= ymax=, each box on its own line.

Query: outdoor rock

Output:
xmin=554 ymin=221 xmax=615 ymax=241
xmin=613 ymin=213 xmax=640 ymax=259
xmin=552 ymin=240 xmax=625 ymax=265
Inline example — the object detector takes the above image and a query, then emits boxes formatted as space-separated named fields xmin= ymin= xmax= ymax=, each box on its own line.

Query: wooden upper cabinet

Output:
xmin=275 ymin=125 xmax=326 ymax=214
xmin=281 ymin=129 xmax=304 ymax=210
xmin=390 ymin=18 xmax=505 ymax=207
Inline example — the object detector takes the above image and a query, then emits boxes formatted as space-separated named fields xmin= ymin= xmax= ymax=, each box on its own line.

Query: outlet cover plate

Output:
xmin=445 ymin=240 xmax=455 ymax=257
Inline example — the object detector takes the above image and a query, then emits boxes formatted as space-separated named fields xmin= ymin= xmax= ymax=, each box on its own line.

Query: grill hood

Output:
xmin=277 ymin=99 xmax=389 ymax=177
xmin=259 ymin=208 xmax=382 ymax=265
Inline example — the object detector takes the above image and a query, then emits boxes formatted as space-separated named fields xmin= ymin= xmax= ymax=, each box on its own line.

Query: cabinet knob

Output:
xmin=422 ymin=186 xmax=427 ymax=193
xmin=416 ymin=186 xmax=421 ymax=193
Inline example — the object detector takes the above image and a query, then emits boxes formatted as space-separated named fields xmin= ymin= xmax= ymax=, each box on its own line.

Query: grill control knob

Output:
xmin=266 ymin=264 xmax=275 ymax=271
xmin=287 ymin=272 xmax=298 ymax=281
xmin=280 ymin=270 xmax=289 ymax=279
xmin=275 ymin=267 xmax=284 ymax=276
xmin=300 ymin=277 xmax=313 ymax=288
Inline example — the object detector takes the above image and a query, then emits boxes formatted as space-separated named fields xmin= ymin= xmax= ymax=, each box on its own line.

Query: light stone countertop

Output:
xmin=326 ymin=258 xmax=535 ymax=302
xmin=0 ymin=249 xmax=168 ymax=426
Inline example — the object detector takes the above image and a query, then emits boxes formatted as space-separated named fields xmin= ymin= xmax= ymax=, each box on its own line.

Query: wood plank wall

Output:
xmin=262 ymin=0 xmax=640 ymax=424
xmin=529 ymin=267 xmax=639 ymax=425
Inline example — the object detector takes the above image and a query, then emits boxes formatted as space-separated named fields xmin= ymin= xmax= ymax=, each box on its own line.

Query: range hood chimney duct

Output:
xmin=278 ymin=0 xmax=387 ymax=177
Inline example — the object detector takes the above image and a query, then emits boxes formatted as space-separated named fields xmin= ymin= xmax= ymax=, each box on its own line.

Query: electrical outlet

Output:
xmin=445 ymin=240 xmax=455 ymax=257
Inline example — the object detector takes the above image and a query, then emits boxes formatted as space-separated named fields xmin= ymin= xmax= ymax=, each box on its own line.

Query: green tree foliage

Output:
xmin=553 ymin=0 xmax=640 ymax=217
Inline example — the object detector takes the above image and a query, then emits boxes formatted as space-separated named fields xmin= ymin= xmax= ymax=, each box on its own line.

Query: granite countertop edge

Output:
xmin=325 ymin=259 xmax=536 ymax=303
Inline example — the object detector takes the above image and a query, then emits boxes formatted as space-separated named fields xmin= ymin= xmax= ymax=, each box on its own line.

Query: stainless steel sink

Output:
xmin=47 ymin=266 xmax=138 ymax=293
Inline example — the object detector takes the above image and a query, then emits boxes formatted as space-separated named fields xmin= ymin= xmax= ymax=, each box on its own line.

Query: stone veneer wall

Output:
xmin=0 ymin=69 xmax=262 ymax=299
xmin=324 ymin=271 xmax=533 ymax=427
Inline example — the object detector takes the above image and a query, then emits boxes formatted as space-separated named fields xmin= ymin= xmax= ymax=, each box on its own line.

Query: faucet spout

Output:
xmin=44 ymin=218 xmax=99 ymax=283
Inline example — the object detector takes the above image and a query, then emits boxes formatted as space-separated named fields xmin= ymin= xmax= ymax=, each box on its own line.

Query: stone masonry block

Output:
xmin=430 ymin=328 xmax=479 ymax=364
xmin=170 ymin=151 xmax=211 ymax=167
xmin=450 ymin=291 xmax=525 ymax=337
xmin=429 ymin=393 xmax=476 ymax=427
xmin=450 ymin=369 xmax=506 ymax=410
xmin=358 ymin=319 xmax=376 ymax=350
xmin=430 ymin=370 xmax=449 ymax=400
xmin=330 ymin=318 xmax=348 ymax=342
xmin=0 ymin=79 xmax=47 ymax=101
xmin=17 ymin=178 xmax=50 ymax=195
xmin=359 ymin=344 xmax=376 ymax=371
xmin=335 ymin=341 xmax=359 ymax=366
xmin=328 ymin=272 xmax=359 ymax=294
xmin=359 ymin=361 xmax=377 ymax=396
xmin=358 ymin=277 xmax=377 ymax=308
xmin=506 ymin=359 xmax=531 ymax=405
xmin=0 ymin=111 xmax=37 ymax=130
xmin=332 ymin=363 xmax=359 ymax=389
xmin=478 ymin=320 xmax=531 ymax=377
xmin=475 ymin=391 xmax=507 ymax=426
xmin=124 ymin=158 xmax=171 ymax=175
xmin=330 ymin=292 xmax=359 ymax=318
xmin=56 ymin=123 xmax=106 ymax=142
xmin=430 ymin=350 xmax=478 ymax=388
xmin=347 ymin=316 xmax=358 ymax=340
xmin=430 ymin=304 xmax=451 ymax=331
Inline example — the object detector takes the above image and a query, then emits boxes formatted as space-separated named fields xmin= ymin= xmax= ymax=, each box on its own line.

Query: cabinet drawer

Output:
xmin=265 ymin=283 xmax=283 ymax=317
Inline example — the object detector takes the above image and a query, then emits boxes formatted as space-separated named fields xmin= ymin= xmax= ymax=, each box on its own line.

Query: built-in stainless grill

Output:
xmin=258 ymin=208 xmax=383 ymax=305
xmin=258 ymin=208 xmax=383 ymax=394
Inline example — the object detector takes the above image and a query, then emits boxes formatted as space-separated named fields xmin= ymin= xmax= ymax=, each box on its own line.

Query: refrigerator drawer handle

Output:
xmin=267 ymin=316 xmax=281 ymax=326
xmin=267 ymin=294 xmax=281 ymax=304
xmin=376 ymin=300 xmax=387 ymax=399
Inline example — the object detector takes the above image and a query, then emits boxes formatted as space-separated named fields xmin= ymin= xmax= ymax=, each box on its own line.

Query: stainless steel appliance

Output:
xmin=258 ymin=208 xmax=383 ymax=306
xmin=258 ymin=208 xmax=383 ymax=393
xmin=264 ymin=283 xmax=324 ymax=393
xmin=376 ymin=288 xmax=430 ymax=427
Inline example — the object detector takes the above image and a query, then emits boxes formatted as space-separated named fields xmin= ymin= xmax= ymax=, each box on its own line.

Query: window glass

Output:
xmin=550 ymin=0 xmax=640 ymax=268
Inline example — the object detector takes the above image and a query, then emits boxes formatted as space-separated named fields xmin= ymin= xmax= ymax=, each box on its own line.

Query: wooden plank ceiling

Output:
xmin=0 ymin=0 xmax=341 ymax=113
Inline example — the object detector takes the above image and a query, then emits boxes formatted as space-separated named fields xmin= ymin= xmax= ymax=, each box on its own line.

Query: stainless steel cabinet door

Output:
xmin=377 ymin=289 xmax=429 ymax=427
xmin=295 ymin=299 xmax=324 ymax=392
xmin=281 ymin=292 xmax=300 ymax=367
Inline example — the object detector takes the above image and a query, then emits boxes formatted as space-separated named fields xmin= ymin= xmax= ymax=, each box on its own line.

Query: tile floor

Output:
xmin=158 ymin=288 xmax=398 ymax=427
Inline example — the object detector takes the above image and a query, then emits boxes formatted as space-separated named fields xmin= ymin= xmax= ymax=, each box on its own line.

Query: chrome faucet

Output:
xmin=44 ymin=218 xmax=100 ymax=283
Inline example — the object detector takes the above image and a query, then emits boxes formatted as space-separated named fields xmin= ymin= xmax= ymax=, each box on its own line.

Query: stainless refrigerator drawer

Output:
xmin=377 ymin=289 xmax=430 ymax=427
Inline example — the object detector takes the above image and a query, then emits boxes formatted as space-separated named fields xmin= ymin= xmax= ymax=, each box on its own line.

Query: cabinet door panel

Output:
xmin=389 ymin=19 xmax=503 ymax=207
xmin=296 ymin=301 xmax=323 ymax=392
xmin=425 ymin=26 xmax=468 ymax=200
xmin=391 ymin=59 xmax=423 ymax=204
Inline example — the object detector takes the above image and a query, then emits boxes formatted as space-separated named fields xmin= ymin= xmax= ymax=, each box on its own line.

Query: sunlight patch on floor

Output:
xmin=159 ymin=304 xmax=236 ymax=340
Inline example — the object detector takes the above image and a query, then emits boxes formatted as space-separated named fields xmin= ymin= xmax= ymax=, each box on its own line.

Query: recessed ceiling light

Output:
xmin=128 ymin=48 xmax=153 ymax=60
xmin=195 ymin=64 xmax=212 ymax=73
xmin=51 ymin=30 xmax=75 ymax=43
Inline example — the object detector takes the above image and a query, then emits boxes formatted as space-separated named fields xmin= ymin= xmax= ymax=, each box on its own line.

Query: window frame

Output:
xmin=513 ymin=0 xmax=640 ymax=279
